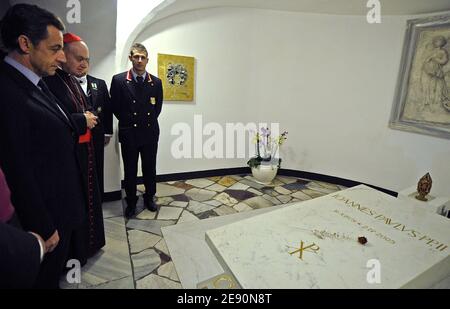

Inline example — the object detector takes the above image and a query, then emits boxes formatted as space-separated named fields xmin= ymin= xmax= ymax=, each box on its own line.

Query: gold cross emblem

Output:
xmin=289 ymin=241 xmax=320 ymax=260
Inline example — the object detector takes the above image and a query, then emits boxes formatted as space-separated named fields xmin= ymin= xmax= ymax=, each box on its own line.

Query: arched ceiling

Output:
xmin=117 ymin=0 xmax=450 ymax=69
xmin=154 ymin=0 xmax=450 ymax=16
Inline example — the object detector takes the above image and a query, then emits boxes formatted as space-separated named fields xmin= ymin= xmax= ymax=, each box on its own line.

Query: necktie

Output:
xmin=38 ymin=79 xmax=53 ymax=99
xmin=78 ymin=76 xmax=87 ymax=85
xmin=136 ymin=76 xmax=144 ymax=84
xmin=76 ymin=76 xmax=88 ymax=96
xmin=38 ymin=79 xmax=69 ymax=120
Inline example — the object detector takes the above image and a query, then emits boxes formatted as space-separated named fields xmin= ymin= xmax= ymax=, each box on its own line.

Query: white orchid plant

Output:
xmin=247 ymin=128 xmax=288 ymax=169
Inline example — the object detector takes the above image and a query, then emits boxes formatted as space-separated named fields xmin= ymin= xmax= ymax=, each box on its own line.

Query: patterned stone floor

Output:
xmin=61 ymin=174 xmax=346 ymax=289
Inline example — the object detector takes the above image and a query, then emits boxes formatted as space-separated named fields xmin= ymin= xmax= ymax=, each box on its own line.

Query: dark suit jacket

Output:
xmin=44 ymin=69 xmax=87 ymax=136
xmin=110 ymin=70 xmax=163 ymax=147
xmin=0 ymin=62 xmax=85 ymax=240
xmin=0 ymin=222 xmax=41 ymax=288
xmin=86 ymin=75 xmax=113 ymax=197
xmin=86 ymin=75 xmax=113 ymax=141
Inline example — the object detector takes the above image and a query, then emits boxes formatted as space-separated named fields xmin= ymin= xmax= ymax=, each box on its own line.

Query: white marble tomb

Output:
xmin=161 ymin=205 xmax=289 ymax=288
xmin=205 ymin=185 xmax=450 ymax=289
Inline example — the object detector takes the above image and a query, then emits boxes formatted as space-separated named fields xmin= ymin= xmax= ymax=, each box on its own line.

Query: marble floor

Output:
xmin=61 ymin=174 xmax=346 ymax=289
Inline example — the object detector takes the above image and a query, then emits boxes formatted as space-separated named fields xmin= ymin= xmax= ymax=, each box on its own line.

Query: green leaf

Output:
xmin=247 ymin=156 xmax=262 ymax=169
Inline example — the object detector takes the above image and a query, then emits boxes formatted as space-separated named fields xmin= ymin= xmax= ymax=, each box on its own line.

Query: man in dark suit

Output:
xmin=87 ymin=75 xmax=113 ymax=201
xmin=86 ymin=75 xmax=113 ymax=200
xmin=0 ymin=4 xmax=86 ymax=288
xmin=0 ymin=223 xmax=45 ymax=288
xmin=110 ymin=43 xmax=163 ymax=218
xmin=44 ymin=34 xmax=104 ymax=263
xmin=1 ymin=166 xmax=46 ymax=288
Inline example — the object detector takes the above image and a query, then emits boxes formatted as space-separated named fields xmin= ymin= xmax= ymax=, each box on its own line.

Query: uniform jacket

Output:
xmin=110 ymin=70 xmax=163 ymax=147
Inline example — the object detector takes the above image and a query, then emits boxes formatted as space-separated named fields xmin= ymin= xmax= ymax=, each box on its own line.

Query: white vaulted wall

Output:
xmin=4 ymin=1 xmax=450 ymax=196
xmin=134 ymin=7 xmax=450 ymax=195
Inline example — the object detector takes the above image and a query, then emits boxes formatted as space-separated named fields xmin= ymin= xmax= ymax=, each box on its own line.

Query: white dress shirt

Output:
xmin=131 ymin=69 xmax=147 ymax=82
xmin=75 ymin=75 xmax=88 ymax=95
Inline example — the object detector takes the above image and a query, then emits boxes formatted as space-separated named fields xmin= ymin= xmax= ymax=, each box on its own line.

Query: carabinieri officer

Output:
xmin=110 ymin=43 xmax=163 ymax=218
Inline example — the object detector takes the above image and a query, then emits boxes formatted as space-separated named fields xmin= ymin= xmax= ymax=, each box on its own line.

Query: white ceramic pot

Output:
xmin=251 ymin=164 xmax=279 ymax=185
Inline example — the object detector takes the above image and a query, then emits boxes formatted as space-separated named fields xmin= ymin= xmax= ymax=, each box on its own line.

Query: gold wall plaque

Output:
xmin=158 ymin=53 xmax=195 ymax=102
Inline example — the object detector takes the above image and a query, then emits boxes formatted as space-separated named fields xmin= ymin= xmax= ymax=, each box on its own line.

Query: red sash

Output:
xmin=79 ymin=129 xmax=92 ymax=144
